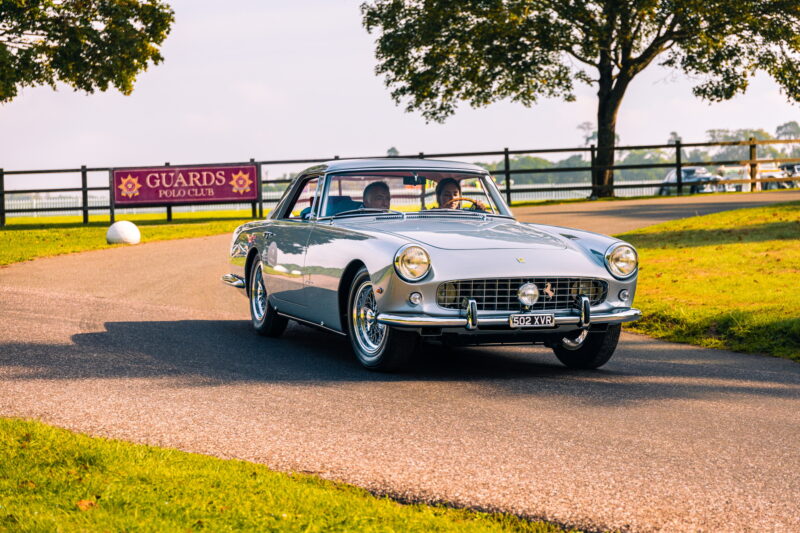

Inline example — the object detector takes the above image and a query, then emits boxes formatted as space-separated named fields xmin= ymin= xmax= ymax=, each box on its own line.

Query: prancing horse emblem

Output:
xmin=543 ymin=282 xmax=555 ymax=300
xmin=516 ymin=257 xmax=525 ymax=263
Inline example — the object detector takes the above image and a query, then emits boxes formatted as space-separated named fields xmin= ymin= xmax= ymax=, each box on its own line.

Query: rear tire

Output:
xmin=249 ymin=257 xmax=288 ymax=337
xmin=347 ymin=268 xmax=419 ymax=371
xmin=552 ymin=324 xmax=621 ymax=369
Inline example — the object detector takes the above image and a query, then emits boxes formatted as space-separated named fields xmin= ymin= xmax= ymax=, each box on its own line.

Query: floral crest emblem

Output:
xmin=118 ymin=174 xmax=142 ymax=198
xmin=230 ymin=171 xmax=253 ymax=194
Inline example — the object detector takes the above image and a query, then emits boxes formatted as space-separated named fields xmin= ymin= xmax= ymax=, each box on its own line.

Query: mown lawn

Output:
xmin=0 ymin=418 xmax=572 ymax=533
xmin=621 ymin=201 xmax=800 ymax=360
xmin=0 ymin=211 xmax=254 ymax=266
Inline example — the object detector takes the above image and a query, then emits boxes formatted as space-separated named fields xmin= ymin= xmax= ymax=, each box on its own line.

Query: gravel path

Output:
xmin=1 ymin=193 xmax=799 ymax=532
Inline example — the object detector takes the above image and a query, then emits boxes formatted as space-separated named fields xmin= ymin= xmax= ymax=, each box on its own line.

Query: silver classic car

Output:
xmin=223 ymin=159 xmax=641 ymax=371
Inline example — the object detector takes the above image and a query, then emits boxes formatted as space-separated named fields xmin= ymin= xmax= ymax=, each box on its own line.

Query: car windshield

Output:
xmin=322 ymin=171 xmax=508 ymax=218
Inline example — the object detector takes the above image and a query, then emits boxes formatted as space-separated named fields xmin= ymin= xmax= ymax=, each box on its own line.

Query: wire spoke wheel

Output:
xmin=251 ymin=267 xmax=267 ymax=323
xmin=351 ymin=279 xmax=387 ymax=360
xmin=248 ymin=257 xmax=288 ymax=338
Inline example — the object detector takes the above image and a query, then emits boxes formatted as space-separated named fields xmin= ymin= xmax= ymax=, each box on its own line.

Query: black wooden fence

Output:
xmin=1 ymin=137 xmax=799 ymax=226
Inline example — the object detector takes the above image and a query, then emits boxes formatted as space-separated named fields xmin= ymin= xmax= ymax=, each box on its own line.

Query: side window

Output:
xmin=284 ymin=177 xmax=320 ymax=220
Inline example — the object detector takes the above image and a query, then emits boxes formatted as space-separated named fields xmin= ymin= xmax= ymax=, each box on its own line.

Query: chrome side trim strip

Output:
xmin=221 ymin=273 xmax=246 ymax=289
xmin=277 ymin=312 xmax=347 ymax=336
xmin=377 ymin=308 xmax=641 ymax=328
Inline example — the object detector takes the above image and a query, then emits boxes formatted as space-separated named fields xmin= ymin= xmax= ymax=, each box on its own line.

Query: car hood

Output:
xmin=338 ymin=216 xmax=567 ymax=250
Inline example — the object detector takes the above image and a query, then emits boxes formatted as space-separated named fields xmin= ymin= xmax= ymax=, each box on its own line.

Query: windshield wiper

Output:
xmin=424 ymin=208 xmax=490 ymax=219
xmin=331 ymin=208 xmax=406 ymax=219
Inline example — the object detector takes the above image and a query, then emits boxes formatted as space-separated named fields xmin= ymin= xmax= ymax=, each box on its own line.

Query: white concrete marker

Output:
xmin=106 ymin=220 xmax=141 ymax=245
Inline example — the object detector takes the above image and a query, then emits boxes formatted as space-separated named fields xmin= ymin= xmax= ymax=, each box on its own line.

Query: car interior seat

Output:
xmin=324 ymin=195 xmax=362 ymax=216
xmin=298 ymin=196 xmax=363 ymax=219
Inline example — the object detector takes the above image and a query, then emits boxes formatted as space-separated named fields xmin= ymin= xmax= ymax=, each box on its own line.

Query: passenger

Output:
xmin=435 ymin=178 xmax=487 ymax=211
xmin=362 ymin=181 xmax=391 ymax=210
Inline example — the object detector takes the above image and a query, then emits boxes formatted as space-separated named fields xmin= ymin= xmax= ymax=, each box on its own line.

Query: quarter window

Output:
xmin=284 ymin=177 xmax=320 ymax=220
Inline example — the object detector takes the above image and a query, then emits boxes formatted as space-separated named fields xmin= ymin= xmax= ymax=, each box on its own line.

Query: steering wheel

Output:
xmin=442 ymin=196 xmax=487 ymax=211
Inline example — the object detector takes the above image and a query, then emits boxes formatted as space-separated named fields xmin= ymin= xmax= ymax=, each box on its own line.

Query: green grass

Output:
xmin=0 ymin=418 xmax=573 ymax=533
xmin=0 ymin=211 xmax=256 ymax=266
xmin=621 ymin=201 xmax=800 ymax=360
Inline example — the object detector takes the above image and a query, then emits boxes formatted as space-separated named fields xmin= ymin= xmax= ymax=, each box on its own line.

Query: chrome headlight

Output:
xmin=394 ymin=245 xmax=431 ymax=282
xmin=605 ymin=243 xmax=638 ymax=279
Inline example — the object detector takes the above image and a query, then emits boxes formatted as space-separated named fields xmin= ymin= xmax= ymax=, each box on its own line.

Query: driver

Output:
xmin=362 ymin=181 xmax=391 ymax=210
xmin=435 ymin=178 xmax=487 ymax=211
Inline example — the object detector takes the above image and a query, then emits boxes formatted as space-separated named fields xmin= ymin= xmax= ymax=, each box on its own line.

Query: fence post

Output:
xmin=81 ymin=165 xmax=89 ymax=224
xmin=250 ymin=158 xmax=257 ymax=218
xmin=589 ymin=144 xmax=597 ymax=199
xmin=255 ymin=160 xmax=264 ymax=218
xmin=108 ymin=169 xmax=116 ymax=223
xmin=0 ymin=168 xmax=5 ymax=227
xmin=164 ymin=162 xmax=172 ymax=221
xmin=503 ymin=147 xmax=512 ymax=206
xmin=675 ymin=140 xmax=683 ymax=195
xmin=749 ymin=137 xmax=757 ymax=192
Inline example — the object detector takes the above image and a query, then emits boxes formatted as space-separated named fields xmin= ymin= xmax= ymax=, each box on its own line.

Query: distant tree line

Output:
xmin=475 ymin=121 xmax=800 ymax=185
xmin=274 ymin=122 xmax=800 ymax=186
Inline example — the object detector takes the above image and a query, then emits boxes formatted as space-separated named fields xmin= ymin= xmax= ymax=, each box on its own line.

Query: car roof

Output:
xmin=304 ymin=158 xmax=488 ymax=175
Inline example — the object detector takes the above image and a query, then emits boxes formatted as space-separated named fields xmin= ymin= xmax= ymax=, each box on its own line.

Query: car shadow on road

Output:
xmin=2 ymin=319 xmax=798 ymax=405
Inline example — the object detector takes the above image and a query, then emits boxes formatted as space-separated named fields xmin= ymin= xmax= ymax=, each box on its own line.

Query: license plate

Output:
xmin=509 ymin=313 xmax=555 ymax=328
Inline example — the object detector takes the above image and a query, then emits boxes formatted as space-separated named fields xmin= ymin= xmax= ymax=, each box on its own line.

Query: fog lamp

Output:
xmin=619 ymin=289 xmax=630 ymax=302
xmin=409 ymin=292 xmax=422 ymax=306
xmin=437 ymin=282 xmax=458 ymax=305
xmin=517 ymin=283 xmax=539 ymax=306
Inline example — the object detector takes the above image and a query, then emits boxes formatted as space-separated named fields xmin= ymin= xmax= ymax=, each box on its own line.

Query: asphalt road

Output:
xmin=1 ymin=193 xmax=799 ymax=532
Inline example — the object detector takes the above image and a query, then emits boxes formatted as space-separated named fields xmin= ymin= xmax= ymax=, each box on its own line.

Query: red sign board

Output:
xmin=113 ymin=165 xmax=258 ymax=205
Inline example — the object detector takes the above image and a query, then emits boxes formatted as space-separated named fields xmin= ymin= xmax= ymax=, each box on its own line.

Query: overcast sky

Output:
xmin=2 ymin=0 xmax=799 ymax=183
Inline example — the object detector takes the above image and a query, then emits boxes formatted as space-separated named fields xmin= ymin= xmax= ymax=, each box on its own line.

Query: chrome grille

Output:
xmin=436 ymin=278 xmax=608 ymax=311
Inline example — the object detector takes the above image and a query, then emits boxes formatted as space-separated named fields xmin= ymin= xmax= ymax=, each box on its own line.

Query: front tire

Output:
xmin=249 ymin=257 xmax=288 ymax=337
xmin=347 ymin=268 xmax=419 ymax=371
xmin=552 ymin=324 xmax=621 ymax=369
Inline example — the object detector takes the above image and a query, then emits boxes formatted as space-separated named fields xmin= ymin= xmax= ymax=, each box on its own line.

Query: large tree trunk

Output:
xmin=593 ymin=62 xmax=628 ymax=198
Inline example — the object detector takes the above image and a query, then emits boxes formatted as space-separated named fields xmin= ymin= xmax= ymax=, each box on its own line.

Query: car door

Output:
xmin=263 ymin=176 xmax=320 ymax=313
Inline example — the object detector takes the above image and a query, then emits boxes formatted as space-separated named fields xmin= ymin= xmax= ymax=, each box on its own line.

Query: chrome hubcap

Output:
xmin=352 ymin=280 xmax=387 ymax=359
xmin=251 ymin=266 xmax=267 ymax=322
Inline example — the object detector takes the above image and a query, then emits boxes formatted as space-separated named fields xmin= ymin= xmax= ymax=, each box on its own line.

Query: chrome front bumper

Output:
xmin=378 ymin=307 xmax=641 ymax=329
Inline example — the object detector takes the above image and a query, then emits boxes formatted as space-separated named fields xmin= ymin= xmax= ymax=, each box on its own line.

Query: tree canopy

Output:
xmin=0 ymin=0 xmax=174 ymax=103
xmin=361 ymin=0 xmax=800 ymax=195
